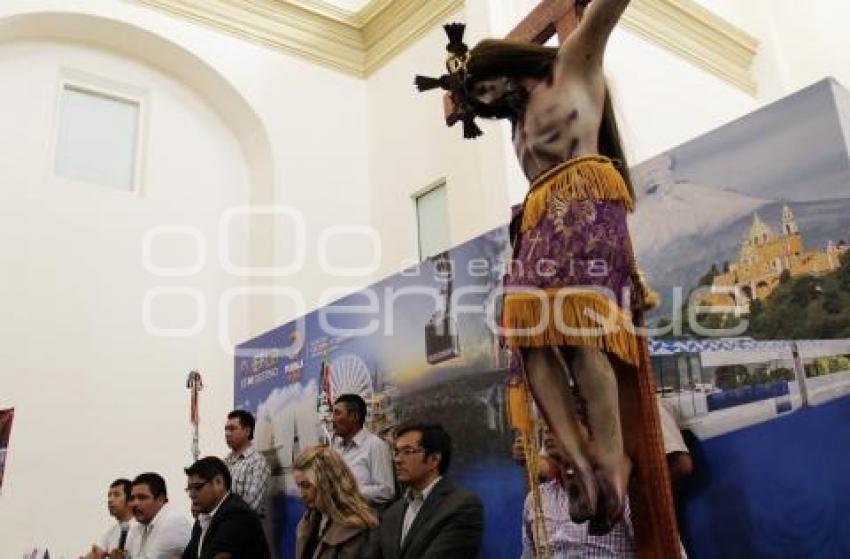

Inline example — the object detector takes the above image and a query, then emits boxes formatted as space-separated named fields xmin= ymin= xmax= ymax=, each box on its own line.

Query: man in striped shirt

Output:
xmin=522 ymin=431 xmax=635 ymax=558
xmin=520 ymin=400 xmax=691 ymax=558
xmin=224 ymin=409 xmax=271 ymax=517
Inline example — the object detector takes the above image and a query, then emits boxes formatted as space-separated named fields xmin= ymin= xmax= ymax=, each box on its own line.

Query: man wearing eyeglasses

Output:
xmin=371 ymin=422 xmax=483 ymax=559
xmin=118 ymin=473 xmax=191 ymax=559
xmin=181 ymin=456 xmax=270 ymax=559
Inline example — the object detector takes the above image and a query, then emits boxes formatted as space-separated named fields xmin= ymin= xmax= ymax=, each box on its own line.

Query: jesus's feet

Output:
xmin=565 ymin=464 xmax=598 ymax=523
xmin=588 ymin=456 xmax=631 ymax=535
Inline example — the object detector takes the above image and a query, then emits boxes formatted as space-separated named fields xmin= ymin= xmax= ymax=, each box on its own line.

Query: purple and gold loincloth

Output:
xmin=503 ymin=155 xmax=640 ymax=368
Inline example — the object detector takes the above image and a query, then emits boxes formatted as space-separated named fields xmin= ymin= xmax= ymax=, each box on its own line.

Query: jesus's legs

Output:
xmin=524 ymin=347 xmax=598 ymax=522
xmin=565 ymin=346 xmax=632 ymax=533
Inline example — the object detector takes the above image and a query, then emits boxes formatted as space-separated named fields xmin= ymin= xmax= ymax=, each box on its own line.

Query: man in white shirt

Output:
xmin=84 ymin=478 xmax=137 ymax=558
xmin=116 ymin=472 xmax=191 ymax=559
xmin=331 ymin=393 xmax=395 ymax=508
xmin=657 ymin=398 xmax=694 ymax=492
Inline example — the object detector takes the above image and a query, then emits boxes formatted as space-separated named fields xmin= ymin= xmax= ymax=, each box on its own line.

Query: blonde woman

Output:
xmin=293 ymin=445 xmax=378 ymax=559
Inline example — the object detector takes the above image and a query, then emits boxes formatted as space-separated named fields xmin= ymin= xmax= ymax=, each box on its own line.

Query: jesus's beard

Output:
xmin=470 ymin=87 xmax=528 ymax=122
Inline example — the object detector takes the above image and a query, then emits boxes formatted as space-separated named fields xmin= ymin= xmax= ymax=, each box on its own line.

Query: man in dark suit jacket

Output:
xmin=182 ymin=456 xmax=270 ymax=559
xmin=372 ymin=423 xmax=483 ymax=559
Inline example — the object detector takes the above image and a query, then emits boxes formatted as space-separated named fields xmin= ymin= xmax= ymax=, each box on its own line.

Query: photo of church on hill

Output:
xmin=698 ymin=204 xmax=848 ymax=313
xmin=630 ymin=78 xmax=850 ymax=341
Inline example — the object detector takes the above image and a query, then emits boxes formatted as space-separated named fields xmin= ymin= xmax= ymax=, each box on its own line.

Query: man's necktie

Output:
xmin=140 ymin=524 xmax=151 ymax=552
xmin=118 ymin=525 xmax=129 ymax=551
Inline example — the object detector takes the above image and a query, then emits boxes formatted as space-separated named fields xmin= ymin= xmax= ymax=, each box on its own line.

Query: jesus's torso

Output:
xmin=513 ymin=71 xmax=606 ymax=182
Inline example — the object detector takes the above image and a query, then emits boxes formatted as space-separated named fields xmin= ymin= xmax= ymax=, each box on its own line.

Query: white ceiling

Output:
xmin=319 ymin=0 xmax=372 ymax=12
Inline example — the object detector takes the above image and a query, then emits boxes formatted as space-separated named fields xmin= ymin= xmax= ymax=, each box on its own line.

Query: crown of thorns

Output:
xmin=414 ymin=23 xmax=483 ymax=139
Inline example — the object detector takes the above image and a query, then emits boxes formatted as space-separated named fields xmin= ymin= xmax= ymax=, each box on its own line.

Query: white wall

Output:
xmin=366 ymin=5 xmax=519 ymax=280
xmin=605 ymin=26 xmax=758 ymax=163
xmin=0 ymin=1 xmax=372 ymax=556
xmin=754 ymin=0 xmax=850 ymax=95
xmin=693 ymin=0 xmax=850 ymax=101
xmin=0 ymin=37 xmax=251 ymax=556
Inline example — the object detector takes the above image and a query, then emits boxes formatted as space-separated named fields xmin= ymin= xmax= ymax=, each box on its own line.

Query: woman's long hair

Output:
xmin=466 ymin=39 xmax=634 ymax=199
xmin=293 ymin=445 xmax=378 ymax=529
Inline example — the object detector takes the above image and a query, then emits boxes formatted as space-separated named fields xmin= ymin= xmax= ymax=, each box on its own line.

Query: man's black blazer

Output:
xmin=182 ymin=493 xmax=270 ymax=559
xmin=373 ymin=477 xmax=483 ymax=559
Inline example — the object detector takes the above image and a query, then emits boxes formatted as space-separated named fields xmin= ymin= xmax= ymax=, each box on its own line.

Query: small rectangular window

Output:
xmin=415 ymin=182 xmax=450 ymax=260
xmin=54 ymin=85 xmax=140 ymax=191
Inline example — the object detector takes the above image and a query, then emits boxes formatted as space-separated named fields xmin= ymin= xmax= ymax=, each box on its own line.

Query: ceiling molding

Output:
xmin=135 ymin=0 xmax=758 ymax=92
xmin=359 ymin=0 xmax=462 ymax=76
xmin=136 ymin=0 xmax=366 ymax=75
xmin=624 ymin=0 xmax=758 ymax=95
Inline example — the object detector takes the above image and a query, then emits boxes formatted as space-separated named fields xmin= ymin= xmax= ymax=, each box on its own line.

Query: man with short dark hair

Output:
xmin=84 ymin=479 xmax=137 ymax=559
xmin=332 ymin=393 xmax=394 ymax=508
xmin=182 ymin=456 xmax=270 ymax=559
xmin=372 ymin=422 xmax=483 ymax=559
xmin=121 ymin=473 xmax=191 ymax=559
xmin=520 ymin=429 xmax=635 ymax=558
xmin=516 ymin=400 xmax=691 ymax=558
xmin=224 ymin=409 xmax=270 ymax=516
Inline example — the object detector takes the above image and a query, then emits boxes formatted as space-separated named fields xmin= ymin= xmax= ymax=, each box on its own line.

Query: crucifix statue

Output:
xmin=416 ymin=1 xmax=680 ymax=556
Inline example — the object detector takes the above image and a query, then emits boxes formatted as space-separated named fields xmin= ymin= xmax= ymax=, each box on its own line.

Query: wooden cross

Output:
xmin=463 ymin=2 xmax=682 ymax=557
xmin=506 ymin=0 xmax=584 ymax=43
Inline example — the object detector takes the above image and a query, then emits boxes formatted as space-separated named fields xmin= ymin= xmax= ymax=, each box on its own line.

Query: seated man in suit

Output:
xmin=182 ymin=456 xmax=270 ymax=559
xmin=372 ymin=422 xmax=483 ymax=559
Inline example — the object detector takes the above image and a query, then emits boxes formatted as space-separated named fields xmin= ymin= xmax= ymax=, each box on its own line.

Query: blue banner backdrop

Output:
xmin=236 ymin=78 xmax=850 ymax=558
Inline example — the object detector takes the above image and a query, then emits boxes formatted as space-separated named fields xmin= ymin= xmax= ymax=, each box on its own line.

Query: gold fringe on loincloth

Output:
xmin=503 ymin=288 xmax=641 ymax=368
xmin=520 ymin=156 xmax=634 ymax=234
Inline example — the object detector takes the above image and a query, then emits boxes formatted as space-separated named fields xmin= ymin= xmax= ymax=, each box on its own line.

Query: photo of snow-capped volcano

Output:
xmin=630 ymin=78 xmax=850 ymax=333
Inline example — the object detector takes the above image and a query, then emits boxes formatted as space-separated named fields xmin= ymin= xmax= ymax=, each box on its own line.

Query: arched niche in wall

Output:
xmin=0 ymin=9 xmax=277 ymax=327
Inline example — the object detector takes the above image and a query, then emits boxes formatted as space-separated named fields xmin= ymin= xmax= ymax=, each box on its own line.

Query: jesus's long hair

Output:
xmin=466 ymin=39 xmax=634 ymax=199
